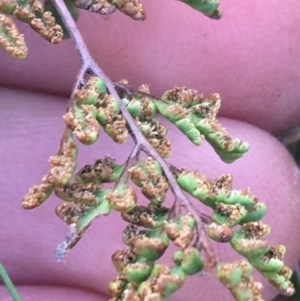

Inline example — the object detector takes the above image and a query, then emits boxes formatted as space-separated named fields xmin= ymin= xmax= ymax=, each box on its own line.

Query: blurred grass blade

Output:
xmin=0 ymin=262 xmax=23 ymax=301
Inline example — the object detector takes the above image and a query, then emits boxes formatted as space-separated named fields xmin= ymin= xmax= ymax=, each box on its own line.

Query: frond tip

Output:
xmin=75 ymin=0 xmax=146 ymax=20
xmin=217 ymin=260 xmax=264 ymax=301
xmin=14 ymin=0 xmax=64 ymax=44
xmin=0 ymin=13 xmax=27 ymax=59
xmin=177 ymin=0 xmax=222 ymax=19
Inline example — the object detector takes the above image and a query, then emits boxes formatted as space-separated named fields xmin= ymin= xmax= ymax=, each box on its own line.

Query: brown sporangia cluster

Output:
xmin=217 ymin=260 xmax=264 ymax=301
xmin=64 ymin=77 xmax=129 ymax=145
xmin=55 ymin=182 xmax=102 ymax=205
xmin=136 ymin=118 xmax=171 ymax=157
xmin=156 ymin=87 xmax=250 ymax=163
xmin=121 ymin=204 xmax=169 ymax=229
xmin=0 ymin=0 xmax=146 ymax=58
xmin=0 ymin=14 xmax=27 ymax=58
xmin=107 ymin=184 xmax=137 ymax=212
xmin=75 ymin=0 xmax=116 ymax=15
xmin=5 ymin=0 xmax=63 ymax=43
xmin=205 ymin=221 xmax=233 ymax=243
xmin=0 ymin=0 xmax=224 ymax=59
xmin=164 ymin=213 xmax=195 ymax=249
xmin=105 ymin=114 xmax=128 ymax=143
xmin=163 ymin=86 xmax=220 ymax=119
xmin=229 ymin=222 xmax=295 ymax=297
xmin=64 ymin=104 xmax=101 ymax=144
xmin=129 ymin=157 xmax=169 ymax=204
xmin=75 ymin=0 xmax=146 ymax=20
xmin=22 ymin=128 xmax=78 ymax=209
xmin=109 ymin=209 xmax=200 ymax=301
xmin=75 ymin=156 xmax=118 ymax=184
xmin=215 ymin=203 xmax=247 ymax=228
xmin=55 ymin=202 xmax=87 ymax=225
xmin=117 ymin=80 xmax=172 ymax=157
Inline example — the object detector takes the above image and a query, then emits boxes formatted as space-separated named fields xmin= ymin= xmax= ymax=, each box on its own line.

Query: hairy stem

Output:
xmin=0 ymin=262 xmax=22 ymax=301
xmin=51 ymin=0 xmax=216 ymax=268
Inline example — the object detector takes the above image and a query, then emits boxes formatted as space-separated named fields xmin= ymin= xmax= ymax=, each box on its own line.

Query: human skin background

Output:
xmin=1 ymin=0 xmax=300 ymax=300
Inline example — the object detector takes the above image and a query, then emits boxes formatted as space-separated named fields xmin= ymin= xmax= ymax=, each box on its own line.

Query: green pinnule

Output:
xmin=156 ymin=88 xmax=249 ymax=163
xmin=217 ymin=260 xmax=264 ymax=301
xmin=0 ymin=0 xmax=223 ymax=58
xmin=129 ymin=157 xmax=169 ymax=204
xmin=0 ymin=13 xmax=27 ymax=58
xmin=75 ymin=156 xmax=125 ymax=184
